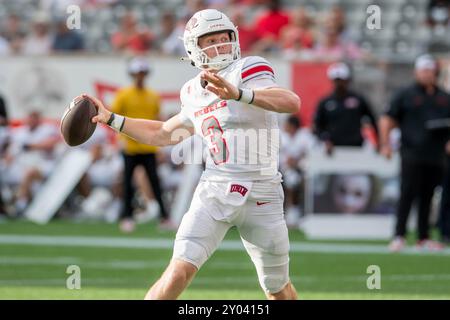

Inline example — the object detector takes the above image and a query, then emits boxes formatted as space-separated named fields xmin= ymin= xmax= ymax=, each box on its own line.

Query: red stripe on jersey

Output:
xmin=241 ymin=65 xmax=274 ymax=80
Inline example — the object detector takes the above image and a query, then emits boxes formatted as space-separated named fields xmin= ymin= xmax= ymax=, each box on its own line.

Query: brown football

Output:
xmin=60 ymin=96 xmax=98 ymax=147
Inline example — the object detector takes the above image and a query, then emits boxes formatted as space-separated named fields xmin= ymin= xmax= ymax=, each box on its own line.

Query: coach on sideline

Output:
xmin=379 ymin=54 xmax=450 ymax=252
xmin=313 ymin=62 xmax=379 ymax=155
xmin=111 ymin=57 xmax=171 ymax=233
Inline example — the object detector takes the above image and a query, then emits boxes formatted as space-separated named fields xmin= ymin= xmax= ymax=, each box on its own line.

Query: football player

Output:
xmin=87 ymin=9 xmax=300 ymax=300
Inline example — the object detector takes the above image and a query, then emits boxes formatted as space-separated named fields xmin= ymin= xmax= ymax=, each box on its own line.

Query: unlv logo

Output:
xmin=230 ymin=184 xmax=248 ymax=197
xmin=186 ymin=17 xmax=198 ymax=31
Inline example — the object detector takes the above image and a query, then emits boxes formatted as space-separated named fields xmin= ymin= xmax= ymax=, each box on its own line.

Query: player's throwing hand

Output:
xmin=200 ymin=71 xmax=239 ymax=100
xmin=80 ymin=94 xmax=112 ymax=125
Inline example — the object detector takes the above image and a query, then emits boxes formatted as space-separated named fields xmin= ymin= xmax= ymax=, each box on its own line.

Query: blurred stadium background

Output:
xmin=0 ymin=0 xmax=450 ymax=299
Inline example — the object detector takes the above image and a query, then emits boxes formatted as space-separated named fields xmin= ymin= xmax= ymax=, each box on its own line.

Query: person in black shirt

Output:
xmin=380 ymin=54 xmax=450 ymax=251
xmin=0 ymin=95 xmax=7 ymax=126
xmin=0 ymin=94 xmax=9 ymax=216
xmin=313 ymin=62 xmax=378 ymax=155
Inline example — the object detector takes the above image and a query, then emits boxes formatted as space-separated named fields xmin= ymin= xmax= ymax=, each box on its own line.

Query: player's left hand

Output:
xmin=200 ymin=71 xmax=239 ymax=100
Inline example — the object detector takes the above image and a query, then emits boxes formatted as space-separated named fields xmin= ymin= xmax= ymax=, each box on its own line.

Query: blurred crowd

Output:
xmin=1 ymin=0 xmax=449 ymax=59
xmin=0 ymin=0 xmax=379 ymax=61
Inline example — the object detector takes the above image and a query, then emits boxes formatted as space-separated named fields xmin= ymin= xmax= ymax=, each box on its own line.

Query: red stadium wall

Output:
xmin=291 ymin=62 xmax=333 ymax=127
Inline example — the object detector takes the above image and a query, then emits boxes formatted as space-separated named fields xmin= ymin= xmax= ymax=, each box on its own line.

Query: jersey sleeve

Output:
xmin=178 ymin=83 xmax=194 ymax=127
xmin=240 ymin=56 xmax=278 ymax=90
xmin=178 ymin=104 xmax=194 ymax=127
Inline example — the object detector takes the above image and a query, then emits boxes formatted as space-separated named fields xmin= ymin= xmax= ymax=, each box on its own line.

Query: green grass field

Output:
xmin=0 ymin=219 xmax=449 ymax=300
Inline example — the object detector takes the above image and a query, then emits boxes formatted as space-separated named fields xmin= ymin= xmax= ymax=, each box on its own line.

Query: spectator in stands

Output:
xmin=251 ymin=0 xmax=290 ymax=53
xmin=280 ymin=115 xmax=315 ymax=228
xmin=110 ymin=57 xmax=172 ymax=233
xmin=2 ymin=111 xmax=60 ymax=216
xmin=205 ymin=0 xmax=230 ymax=10
xmin=229 ymin=8 xmax=257 ymax=54
xmin=39 ymin=0 xmax=86 ymax=17
xmin=1 ymin=14 xmax=26 ymax=54
xmin=111 ymin=12 xmax=154 ymax=55
xmin=236 ymin=0 xmax=270 ymax=5
xmin=155 ymin=12 xmax=186 ymax=56
xmin=313 ymin=62 xmax=379 ymax=156
xmin=22 ymin=13 xmax=52 ymax=55
xmin=379 ymin=54 xmax=450 ymax=251
xmin=184 ymin=0 xmax=208 ymax=17
xmin=52 ymin=18 xmax=85 ymax=53
xmin=328 ymin=5 xmax=359 ymax=43
xmin=279 ymin=7 xmax=315 ymax=59
xmin=39 ymin=0 xmax=118 ymax=17
xmin=313 ymin=11 xmax=365 ymax=62
xmin=86 ymin=0 xmax=120 ymax=9
xmin=155 ymin=12 xmax=176 ymax=51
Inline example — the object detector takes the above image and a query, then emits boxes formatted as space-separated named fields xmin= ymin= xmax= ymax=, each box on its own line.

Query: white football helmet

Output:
xmin=183 ymin=9 xmax=241 ymax=70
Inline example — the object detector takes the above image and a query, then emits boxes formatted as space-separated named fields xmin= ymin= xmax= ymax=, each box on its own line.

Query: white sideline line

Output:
xmin=0 ymin=235 xmax=450 ymax=255
xmin=1 ymin=274 xmax=450 ymax=287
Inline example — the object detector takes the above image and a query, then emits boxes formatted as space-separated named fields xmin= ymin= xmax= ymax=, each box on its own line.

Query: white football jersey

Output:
xmin=179 ymin=56 xmax=281 ymax=181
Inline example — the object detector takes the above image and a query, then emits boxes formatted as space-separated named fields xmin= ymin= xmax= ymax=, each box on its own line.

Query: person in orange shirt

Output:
xmin=111 ymin=57 xmax=172 ymax=232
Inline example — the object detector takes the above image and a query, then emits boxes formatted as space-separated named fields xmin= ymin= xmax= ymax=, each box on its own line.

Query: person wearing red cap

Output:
xmin=380 ymin=54 xmax=450 ymax=252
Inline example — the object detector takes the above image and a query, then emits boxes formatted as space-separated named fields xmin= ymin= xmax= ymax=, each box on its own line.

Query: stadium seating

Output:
xmin=0 ymin=0 xmax=432 ymax=60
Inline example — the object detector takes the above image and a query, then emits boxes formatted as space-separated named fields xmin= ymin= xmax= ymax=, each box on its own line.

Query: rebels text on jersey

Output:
xmin=178 ymin=56 xmax=281 ymax=181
